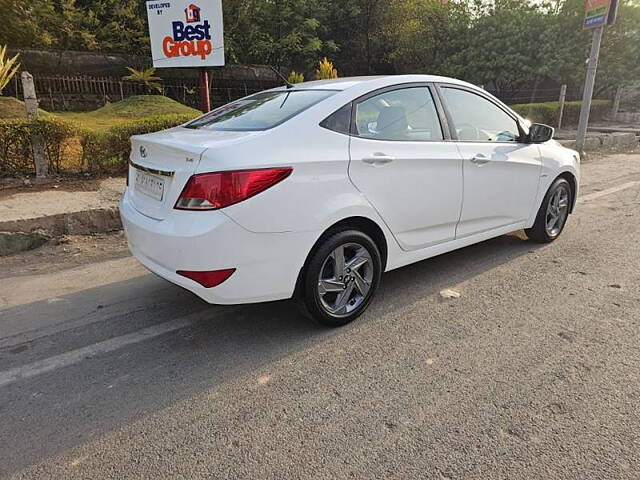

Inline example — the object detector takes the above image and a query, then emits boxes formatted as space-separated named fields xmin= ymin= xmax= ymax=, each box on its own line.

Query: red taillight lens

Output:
xmin=177 ymin=268 xmax=236 ymax=288
xmin=175 ymin=167 xmax=292 ymax=211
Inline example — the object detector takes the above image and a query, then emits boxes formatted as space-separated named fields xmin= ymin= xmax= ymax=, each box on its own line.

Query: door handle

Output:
xmin=470 ymin=154 xmax=490 ymax=165
xmin=362 ymin=153 xmax=396 ymax=166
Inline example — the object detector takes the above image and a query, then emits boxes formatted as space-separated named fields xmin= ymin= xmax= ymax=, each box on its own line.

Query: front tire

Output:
xmin=298 ymin=229 xmax=382 ymax=327
xmin=526 ymin=177 xmax=572 ymax=243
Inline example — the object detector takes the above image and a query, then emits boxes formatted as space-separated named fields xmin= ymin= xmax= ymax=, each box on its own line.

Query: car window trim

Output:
xmin=434 ymin=83 xmax=527 ymax=144
xmin=339 ymin=82 xmax=451 ymax=142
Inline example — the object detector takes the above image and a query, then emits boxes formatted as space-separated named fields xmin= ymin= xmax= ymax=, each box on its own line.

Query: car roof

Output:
xmin=271 ymin=75 xmax=476 ymax=92
xmin=263 ymin=74 xmax=527 ymax=126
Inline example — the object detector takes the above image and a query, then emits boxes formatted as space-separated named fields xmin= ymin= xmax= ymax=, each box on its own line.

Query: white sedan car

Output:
xmin=120 ymin=75 xmax=579 ymax=326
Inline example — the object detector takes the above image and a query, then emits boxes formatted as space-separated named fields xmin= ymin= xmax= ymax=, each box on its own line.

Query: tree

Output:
xmin=0 ymin=0 xmax=638 ymax=101
xmin=597 ymin=0 xmax=640 ymax=92
xmin=385 ymin=0 xmax=471 ymax=76
xmin=223 ymin=0 xmax=335 ymax=71
xmin=324 ymin=0 xmax=390 ymax=75
xmin=451 ymin=1 xmax=552 ymax=94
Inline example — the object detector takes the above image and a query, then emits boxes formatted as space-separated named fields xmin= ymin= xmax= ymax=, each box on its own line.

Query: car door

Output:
xmin=348 ymin=84 xmax=464 ymax=251
xmin=437 ymin=85 xmax=542 ymax=238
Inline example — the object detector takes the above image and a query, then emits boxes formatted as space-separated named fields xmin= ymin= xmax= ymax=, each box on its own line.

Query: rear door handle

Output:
xmin=362 ymin=154 xmax=396 ymax=166
xmin=470 ymin=154 xmax=490 ymax=165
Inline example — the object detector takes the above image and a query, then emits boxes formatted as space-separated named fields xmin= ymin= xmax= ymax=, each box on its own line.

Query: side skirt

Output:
xmin=385 ymin=221 xmax=527 ymax=272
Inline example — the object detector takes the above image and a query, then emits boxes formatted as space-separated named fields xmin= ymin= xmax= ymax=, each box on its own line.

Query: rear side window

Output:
xmin=186 ymin=90 xmax=336 ymax=131
xmin=353 ymin=87 xmax=443 ymax=142
xmin=320 ymin=103 xmax=352 ymax=135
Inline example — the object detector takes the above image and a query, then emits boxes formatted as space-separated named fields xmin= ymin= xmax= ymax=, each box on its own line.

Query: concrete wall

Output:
xmin=7 ymin=48 xmax=279 ymax=82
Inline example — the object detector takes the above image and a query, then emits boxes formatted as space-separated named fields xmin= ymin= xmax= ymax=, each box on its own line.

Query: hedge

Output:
xmin=0 ymin=117 xmax=77 ymax=176
xmin=80 ymin=113 xmax=198 ymax=173
xmin=511 ymin=99 xmax=611 ymax=127
xmin=0 ymin=99 xmax=614 ymax=177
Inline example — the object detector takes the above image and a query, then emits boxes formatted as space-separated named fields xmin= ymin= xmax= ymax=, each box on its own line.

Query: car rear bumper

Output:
xmin=119 ymin=190 xmax=319 ymax=305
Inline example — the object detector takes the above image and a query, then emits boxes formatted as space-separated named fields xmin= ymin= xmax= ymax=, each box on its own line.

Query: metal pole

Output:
xmin=576 ymin=26 xmax=604 ymax=154
xmin=199 ymin=67 xmax=211 ymax=113
xmin=558 ymin=84 xmax=567 ymax=130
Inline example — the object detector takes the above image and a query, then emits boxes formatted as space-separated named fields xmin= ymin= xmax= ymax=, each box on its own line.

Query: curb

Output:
xmin=558 ymin=132 xmax=639 ymax=151
xmin=0 ymin=207 xmax=122 ymax=255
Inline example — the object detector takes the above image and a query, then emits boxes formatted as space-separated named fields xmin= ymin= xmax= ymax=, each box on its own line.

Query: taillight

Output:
xmin=177 ymin=268 xmax=236 ymax=288
xmin=175 ymin=167 xmax=292 ymax=211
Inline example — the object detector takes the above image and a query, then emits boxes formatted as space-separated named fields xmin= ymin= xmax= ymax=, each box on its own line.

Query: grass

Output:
xmin=56 ymin=95 xmax=201 ymax=131
xmin=0 ymin=96 xmax=51 ymax=119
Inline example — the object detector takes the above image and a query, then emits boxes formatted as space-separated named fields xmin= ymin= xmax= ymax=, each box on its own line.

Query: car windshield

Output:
xmin=185 ymin=90 xmax=337 ymax=131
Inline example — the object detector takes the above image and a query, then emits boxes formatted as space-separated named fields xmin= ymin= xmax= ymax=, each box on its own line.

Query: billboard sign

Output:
xmin=583 ymin=0 xmax=611 ymax=30
xmin=146 ymin=0 xmax=225 ymax=68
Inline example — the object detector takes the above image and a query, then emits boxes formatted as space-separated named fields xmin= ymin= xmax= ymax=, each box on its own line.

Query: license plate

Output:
xmin=135 ymin=170 xmax=165 ymax=201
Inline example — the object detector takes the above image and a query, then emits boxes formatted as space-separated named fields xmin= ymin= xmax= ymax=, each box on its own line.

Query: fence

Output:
xmin=482 ymin=86 xmax=585 ymax=105
xmin=5 ymin=72 xmax=616 ymax=114
xmin=4 ymin=74 xmax=283 ymax=112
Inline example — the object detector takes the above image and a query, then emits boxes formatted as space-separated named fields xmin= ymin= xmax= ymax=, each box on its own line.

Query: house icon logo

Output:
xmin=184 ymin=4 xmax=201 ymax=23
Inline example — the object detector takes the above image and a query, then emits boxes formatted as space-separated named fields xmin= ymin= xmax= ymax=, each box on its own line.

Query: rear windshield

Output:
xmin=185 ymin=90 xmax=336 ymax=131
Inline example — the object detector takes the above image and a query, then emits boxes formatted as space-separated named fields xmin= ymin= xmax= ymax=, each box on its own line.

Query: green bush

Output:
xmin=511 ymin=99 xmax=611 ymax=127
xmin=0 ymin=117 xmax=76 ymax=176
xmin=81 ymin=113 xmax=199 ymax=172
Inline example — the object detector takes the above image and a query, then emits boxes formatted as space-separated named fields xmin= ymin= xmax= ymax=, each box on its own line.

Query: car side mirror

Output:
xmin=528 ymin=123 xmax=554 ymax=143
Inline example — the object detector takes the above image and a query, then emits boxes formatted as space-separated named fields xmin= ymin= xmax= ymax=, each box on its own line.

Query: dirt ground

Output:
xmin=0 ymin=232 xmax=129 ymax=280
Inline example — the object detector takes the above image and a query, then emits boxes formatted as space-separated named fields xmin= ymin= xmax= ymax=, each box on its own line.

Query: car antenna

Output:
xmin=269 ymin=65 xmax=295 ymax=89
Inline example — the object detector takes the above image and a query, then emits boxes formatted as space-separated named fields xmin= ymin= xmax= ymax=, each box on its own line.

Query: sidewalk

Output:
xmin=0 ymin=177 xmax=124 ymax=255
xmin=0 ymin=121 xmax=638 ymax=257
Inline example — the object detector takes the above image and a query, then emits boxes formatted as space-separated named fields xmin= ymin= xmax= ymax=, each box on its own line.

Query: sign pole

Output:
xmin=199 ymin=67 xmax=211 ymax=113
xmin=575 ymin=25 xmax=604 ymax=155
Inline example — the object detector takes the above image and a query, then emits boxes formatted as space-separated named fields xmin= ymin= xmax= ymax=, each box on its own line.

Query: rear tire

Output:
xmin=297 ymin=229 xmax=382 ymax=327
xmin=525 ymin=177 xmax=572 ymax=243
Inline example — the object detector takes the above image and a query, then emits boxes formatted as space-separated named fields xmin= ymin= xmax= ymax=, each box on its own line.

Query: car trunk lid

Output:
xmin=128 ymin=127 xmax=260 ymax=220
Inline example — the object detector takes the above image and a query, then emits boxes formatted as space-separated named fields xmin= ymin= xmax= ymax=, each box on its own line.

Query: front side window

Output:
xmin=441 ymin=87 xmax=520 ymax=142
xmin=186 ymin=90 xmax=336 ymax=131
xmin=354 ymin=87 xmax=444 ymax=142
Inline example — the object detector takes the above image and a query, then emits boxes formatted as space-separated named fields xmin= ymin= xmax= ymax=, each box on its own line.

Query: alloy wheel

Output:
xmin=317 ymin=242 xmax=374 ymax=317
xmin=545 ymin=185 xmax=570 ymax=237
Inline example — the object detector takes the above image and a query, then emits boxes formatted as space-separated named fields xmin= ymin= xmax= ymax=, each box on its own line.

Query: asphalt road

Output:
xmin=1 ymin=153 xmax=640 ymax=479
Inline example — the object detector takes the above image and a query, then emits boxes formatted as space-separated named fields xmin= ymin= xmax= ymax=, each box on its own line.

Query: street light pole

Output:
xmin=575 ymin=25 xmax=604 ymax=155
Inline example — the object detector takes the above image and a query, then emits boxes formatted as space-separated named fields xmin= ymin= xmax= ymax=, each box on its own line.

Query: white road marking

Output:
xmin=0 ymin=316 xmax=197 ymax=388
xmin=578 ymin=181 xmax=639 ymax=203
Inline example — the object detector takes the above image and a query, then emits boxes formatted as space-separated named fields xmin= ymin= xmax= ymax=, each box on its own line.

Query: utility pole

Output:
xmin=575 ymin=25 xmax=604 ymax=154
xmin=575 ymin=0 xmax=619 ymax=155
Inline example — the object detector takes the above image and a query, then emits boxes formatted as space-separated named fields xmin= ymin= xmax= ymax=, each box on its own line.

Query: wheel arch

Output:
xmin=293 ymin=216 xmax=389 ymax=298
xmin=557 ymin=171 xmax=578 ymax=213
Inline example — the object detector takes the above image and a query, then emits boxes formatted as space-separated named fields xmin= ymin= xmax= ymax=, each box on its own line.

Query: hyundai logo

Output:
xmin=140 ymin=145 xmax=148 ymax=158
